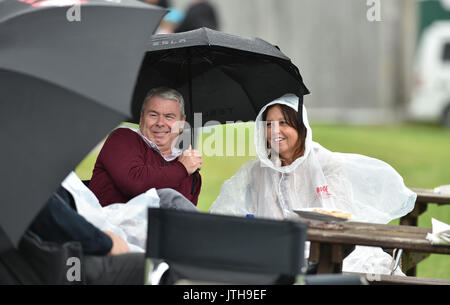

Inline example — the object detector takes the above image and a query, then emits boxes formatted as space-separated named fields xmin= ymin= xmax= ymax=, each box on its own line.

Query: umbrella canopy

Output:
xmin=0 ymin=0 xmax=166 ymax=251
xmin=131 ymin=27 xmax=309 ymax=129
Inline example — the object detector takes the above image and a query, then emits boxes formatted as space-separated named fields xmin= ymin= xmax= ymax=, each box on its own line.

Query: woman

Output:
xmin=209 ymin=94 xmax=417 ymax=275
xmin=210 ymin=93 xmax=416 ymax=223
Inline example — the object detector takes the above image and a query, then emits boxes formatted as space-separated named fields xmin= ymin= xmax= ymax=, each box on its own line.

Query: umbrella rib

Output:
xmin=186 ymin=47 xmax=260 ymax=114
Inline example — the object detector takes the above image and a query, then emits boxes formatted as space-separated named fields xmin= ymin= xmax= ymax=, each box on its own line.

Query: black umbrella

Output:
xmin=131 ymin=27 xmax=309 ymax=144
xmin=0 ymin=0 xmax=166 ymax=252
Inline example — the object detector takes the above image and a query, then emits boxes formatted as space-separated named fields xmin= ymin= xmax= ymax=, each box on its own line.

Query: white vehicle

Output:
xmin=409 ymin=21 xmax=450 ymax=127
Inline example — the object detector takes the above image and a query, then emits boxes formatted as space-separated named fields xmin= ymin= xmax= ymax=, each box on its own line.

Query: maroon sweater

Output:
xmin=89 ymin=128 xmax=201 ymax=207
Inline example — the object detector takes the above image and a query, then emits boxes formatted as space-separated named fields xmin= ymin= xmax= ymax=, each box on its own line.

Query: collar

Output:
xmin=133 ymin=128 xmax=182 ymax=162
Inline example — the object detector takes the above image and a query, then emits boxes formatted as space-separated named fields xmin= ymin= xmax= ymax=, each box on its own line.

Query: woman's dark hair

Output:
xmin=262 ymin=104 xmax=307 ymax=160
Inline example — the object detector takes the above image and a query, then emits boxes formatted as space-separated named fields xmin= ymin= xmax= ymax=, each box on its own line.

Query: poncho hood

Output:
xmin=254 ymin=93 xmax=313 ymax=173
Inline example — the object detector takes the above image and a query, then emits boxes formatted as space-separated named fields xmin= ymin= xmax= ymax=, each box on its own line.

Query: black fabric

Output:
xmin=0 ymin=70 xmax=124 ymax=250
xmin=146 ymin=208 xmax=307 ymax=284
xmin=0 ymin=0 xmax=166 ymax=250
xmin=0 ymin=187 xmax=147 ymax=284
xmin=298 ymin=94 xmax=304 ymax=128
xmin=0 ymin=231 xmax=85 ymax=285
xmin=84 ymin=253 xmax=145 ymax=285
xmin=190 ymin=171 xmax=199 ymax=195
xmin=175 ymin=1 xmax=218 ymax=33
xmin=0 ymin=231 xmax=146 ymax=285
xmin=162 ymin=262 xmax=295 ymax=285
xmin=131 ymin=27 xmax=309 ymax=128
xmin=29 ymin=186 xmax=113 ymax=256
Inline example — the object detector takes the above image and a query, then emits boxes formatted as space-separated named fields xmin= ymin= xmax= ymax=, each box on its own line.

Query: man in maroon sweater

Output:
xmin=89 ymin=87 xmax=202 ymax=207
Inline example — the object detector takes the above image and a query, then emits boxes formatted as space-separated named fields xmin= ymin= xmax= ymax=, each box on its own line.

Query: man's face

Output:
xmin=139 ymin=96 xmax=185 ymax=155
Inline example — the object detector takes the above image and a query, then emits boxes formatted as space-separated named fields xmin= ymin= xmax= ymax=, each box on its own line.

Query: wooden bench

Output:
xmin=400 ymin=187 xmax=450 ymax=276
xmin=344 ymin=272 xmax=450 ymax=285
xmin=400 ymin=187 xmax=450 ymax=227
xmin=306 ymin=221 xmax=450 ymax=280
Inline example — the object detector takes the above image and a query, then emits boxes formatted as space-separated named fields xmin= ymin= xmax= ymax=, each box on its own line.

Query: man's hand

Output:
xmin=103 ymin=230 xmax=130 ymax=256
xmin=178 ymin=145 xmax=202 ymax=175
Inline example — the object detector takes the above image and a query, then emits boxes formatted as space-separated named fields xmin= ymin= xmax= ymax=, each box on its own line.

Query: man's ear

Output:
xmin=139 ymin=112 xmax=144 ymax=129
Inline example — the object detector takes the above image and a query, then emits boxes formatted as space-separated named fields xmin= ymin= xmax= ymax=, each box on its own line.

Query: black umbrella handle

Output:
xmin=190 ymin=169 xmax=200 ymax=195
xmin=297 ymin=93 xmax=304 ymax=126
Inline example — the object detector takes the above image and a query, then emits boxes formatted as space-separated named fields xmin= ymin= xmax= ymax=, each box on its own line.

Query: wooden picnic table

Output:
xmin=400 ymin=187 xmax=450 ymax=276
xmin=401 ymin=187 xmax=450 ymax=227
xmin=306 ymin=221 xmax=450 ymax=280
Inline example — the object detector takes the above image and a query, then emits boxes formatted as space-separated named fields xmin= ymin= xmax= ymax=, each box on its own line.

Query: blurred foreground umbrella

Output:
xmin=131 ymin=27 xmax=309 ymax=144
xmin=0 ymin=0 xmax=166 ymax=252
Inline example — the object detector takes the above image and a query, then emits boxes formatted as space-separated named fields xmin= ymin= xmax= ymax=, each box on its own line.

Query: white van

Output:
xmin=408 ymin=21 xmax=450 ymax=127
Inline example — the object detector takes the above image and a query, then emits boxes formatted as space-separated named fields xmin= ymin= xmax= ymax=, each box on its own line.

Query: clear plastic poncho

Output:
xmin=209 ymin=94 xmax=417 ymax=275
xmin=209 ymin=94 xmax=416 ymax=224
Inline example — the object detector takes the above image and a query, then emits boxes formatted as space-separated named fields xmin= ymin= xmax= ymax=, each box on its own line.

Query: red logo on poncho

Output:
xmin=316 ymin=185 xmax=332 ymax=198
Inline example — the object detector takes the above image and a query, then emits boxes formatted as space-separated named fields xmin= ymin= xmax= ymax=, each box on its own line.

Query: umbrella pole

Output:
xmin=297 ymin=93 xmax=304 ymax=127
xmin=187 ymin=48 xmax=195 ymax=149
xmin=186 ymin=48 xmax=199 ymax=195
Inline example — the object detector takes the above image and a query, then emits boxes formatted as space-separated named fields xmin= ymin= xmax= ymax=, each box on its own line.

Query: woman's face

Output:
xmin=265 ymin=104 xmax=299 ymax=162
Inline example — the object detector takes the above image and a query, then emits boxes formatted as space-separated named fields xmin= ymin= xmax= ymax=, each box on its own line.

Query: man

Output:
xmin=89 ymin=87 xmax=202 ymax=207
xmin=0 ymin=186 xmax=142 ymax=285
xmin=0 ymin=181 xmax=200 ymax=284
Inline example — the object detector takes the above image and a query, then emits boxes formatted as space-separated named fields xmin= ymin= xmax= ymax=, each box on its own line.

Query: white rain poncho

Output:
xmin=210 ymin=94 xmax=415 ymax=223
xmin=209 ymin=94 xmax=416 ymax=275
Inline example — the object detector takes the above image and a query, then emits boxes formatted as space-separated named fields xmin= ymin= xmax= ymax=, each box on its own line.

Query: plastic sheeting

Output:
xmin=62 ymin=172 xmax=159 ymax=252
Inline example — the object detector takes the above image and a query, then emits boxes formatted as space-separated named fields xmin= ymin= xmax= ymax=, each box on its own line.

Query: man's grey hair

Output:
xmin=141 ymin=87 xmax=185 ymax=118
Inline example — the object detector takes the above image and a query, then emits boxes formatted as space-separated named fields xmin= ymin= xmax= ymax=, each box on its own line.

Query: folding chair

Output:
xmin=145 ymin=208 xmax=308 ymax=285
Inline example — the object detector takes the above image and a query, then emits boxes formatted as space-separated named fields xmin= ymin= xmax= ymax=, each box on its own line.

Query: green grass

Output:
xmin=75 ymin=122 xmax=450 ymax=279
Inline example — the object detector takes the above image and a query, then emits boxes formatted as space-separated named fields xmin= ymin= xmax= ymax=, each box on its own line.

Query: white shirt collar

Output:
xmin=129 ymin=127 xmax=182 ymax=162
